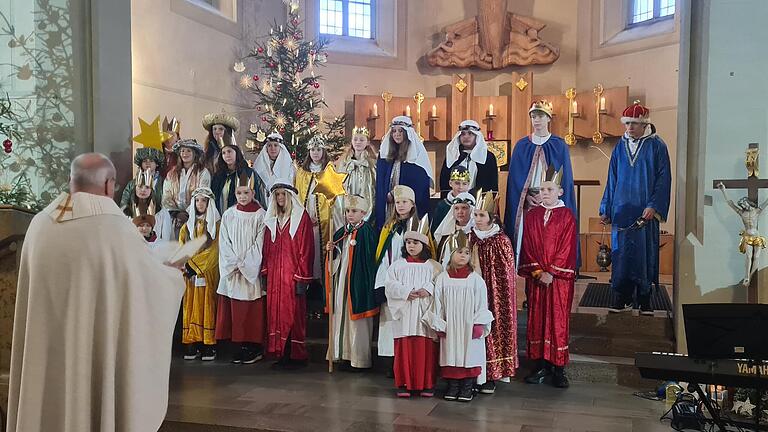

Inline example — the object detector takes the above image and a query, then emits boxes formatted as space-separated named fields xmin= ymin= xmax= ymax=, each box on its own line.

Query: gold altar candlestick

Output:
xmin=593 ymin=84 xmax=605 ymax=144
xmin=381 ymin=91 xmax=393 ymax=124
xmin=565 ymin=87 xmax=577 ymax=146
xmin=414 ymin=92 xmax=425 ymax=139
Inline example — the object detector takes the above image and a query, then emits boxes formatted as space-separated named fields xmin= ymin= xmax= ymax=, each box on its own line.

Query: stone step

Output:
xmin=569 ymin=311 xmax=675 ymax=339
xmin=569 ymin=332 xmax=675 ymax=358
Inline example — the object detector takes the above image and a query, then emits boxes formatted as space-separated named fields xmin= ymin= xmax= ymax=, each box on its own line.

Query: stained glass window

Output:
xmin=629 ymin=0 xmax=675 ymax=25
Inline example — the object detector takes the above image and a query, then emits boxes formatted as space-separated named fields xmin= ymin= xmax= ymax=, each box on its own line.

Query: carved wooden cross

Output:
xmin=712 ymin=143 xmax=768 ymax=303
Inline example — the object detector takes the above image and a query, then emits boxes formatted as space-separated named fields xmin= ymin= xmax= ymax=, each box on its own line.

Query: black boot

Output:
xmin=478 ymin=380 xmax=496 ymax=394
xmin=444 ymin=379 xmax=460 ymax=401
xmin=552 ymin=366 xmax=570 ymax=388
xmin=457 ymin=378 xmax=474 ymax=402
xmin=524 ymin=360 xmax=552 ymax=384
xmin=183 ymin=343 xmax=200 ymax=360
xmin=637 ymin=294 xmax=654 ymax=316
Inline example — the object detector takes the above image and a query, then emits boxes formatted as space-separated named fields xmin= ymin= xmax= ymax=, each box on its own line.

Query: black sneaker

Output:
xmin=183 ymin=344 xmax=200 ymax=360
xmin=241 ymin=348 xmax=264 ymax=365
xmin=608 ymin=297 xmax=632 ymax=313
xmin=231 ymin=350 xmax=243 ymax=364
xmin=524 ymin=367 xmax=551 ymax=384
xmin=444 ymin=379 xmax=460 ymax=401
xmin=478 ymin=381 xmax=495 ymax=394
xmin=200 ymin=346 xmax=217 ymax=361
xmin=552 ymin=367 xmax=570 ymax=388
xmin=637 ymin=296 xmax=654 ymax=316
xmin=457 ymin=378 xmax=474 ymax=402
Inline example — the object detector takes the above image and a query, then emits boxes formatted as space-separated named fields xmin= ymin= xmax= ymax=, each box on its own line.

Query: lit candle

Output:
xmin=600 ymin=96 xmax=606 ymax=111
xmin=373 ymin=103 xmax=378 ymax=117
xmin=432 ymin=104 xmax=437 ymax=117
xmin=489 ymin=104 xmax=494 ymax=116
xmin=571 ymin=101 xmax=578 ymax=114
xmin=406 ymin=105 xmax=411 ymax=117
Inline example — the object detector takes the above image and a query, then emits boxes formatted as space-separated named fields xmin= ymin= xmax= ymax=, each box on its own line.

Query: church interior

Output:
xmin=1 ymin=0 xmax=767 ymax=431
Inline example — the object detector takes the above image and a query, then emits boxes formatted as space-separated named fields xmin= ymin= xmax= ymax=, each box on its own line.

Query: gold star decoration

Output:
xmin=132 ymin=116 xmax=173 ymax=151
xmin=314 ymin=163 xmax=348 ymax=201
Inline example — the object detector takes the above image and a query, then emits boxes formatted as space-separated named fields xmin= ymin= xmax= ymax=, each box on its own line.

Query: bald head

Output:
xmin=70 ymin=153 xmax=117 ymax=196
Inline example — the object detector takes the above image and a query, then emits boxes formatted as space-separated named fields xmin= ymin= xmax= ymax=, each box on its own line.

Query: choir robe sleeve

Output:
xmin=292 ymin=212 xmax=315 ymax=284
xmin=384 ymin=261 xmax=412 ymax=321
xmin=599 ymin=145 xmax=621 ymax=218
xmin=422 ymin=275 xmax=447 ymax=333
xmin=239 ymin=221 xmax=265 ymax=286
xmin=472 ymin=275 xmax=494 ymax=337
xmin=218 ymin=216 xmax=239 ymax=278
xmin=648 ymin=140 xmax=672 ymax=221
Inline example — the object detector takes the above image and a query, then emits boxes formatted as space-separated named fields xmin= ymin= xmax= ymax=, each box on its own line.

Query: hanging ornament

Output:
xmin=313 ymin=82 xmax=320 ymax=89
xmin=131 ymin=116 xmax=174 ymax=151
xmin=233 ymin=61 xmax=246 ymax=72
xmin=292 ymin=18 xmax=299 ymax=26
xmin=275 ymin=112 xmax=287 ymax=127
xmin=291 ymin=151 xmax=296 ymax=159
xmin=252 ymin=75 xmax=259 ymax=81
xmin=261 ymin=116 xmax=268 ymax=122
xmin=2 ymin=139 xmax=12 ymax=154
xmin=257 ymin=46 xmax=264 ymax=53
xmin=249 ymin=124 xmax=259 ymax=134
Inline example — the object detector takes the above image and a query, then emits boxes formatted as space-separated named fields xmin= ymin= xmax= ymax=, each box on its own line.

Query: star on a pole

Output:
xmin=132 ymin=116 xmax=173 ymax=151
xmin=314 ymin=163 xmax=347 ymax=201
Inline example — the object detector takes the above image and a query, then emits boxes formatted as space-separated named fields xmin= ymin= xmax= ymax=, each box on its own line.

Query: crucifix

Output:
xmin=713 ymin=143 xmax=768 ymax=303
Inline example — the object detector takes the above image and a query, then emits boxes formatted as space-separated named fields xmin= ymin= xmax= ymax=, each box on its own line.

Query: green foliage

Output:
xmin=239 ymin=2 xmax=347 ymax=162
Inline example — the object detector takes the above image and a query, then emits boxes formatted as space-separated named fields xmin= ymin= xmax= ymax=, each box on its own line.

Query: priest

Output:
xmin=8 ymin=153 xmax=184 ymax=432
xmin=599 ymin=102 xmax=671 ymax=314
xmin=504 ymin=100 xmax=577 ymax=266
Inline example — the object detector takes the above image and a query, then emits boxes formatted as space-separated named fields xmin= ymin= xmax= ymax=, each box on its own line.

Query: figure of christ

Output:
xmin=718 ymin=182 xmax=768 ymax=287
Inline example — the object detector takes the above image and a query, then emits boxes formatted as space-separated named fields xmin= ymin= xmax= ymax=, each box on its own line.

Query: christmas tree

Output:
xmin=237 ymin=0 xmax=346 ymax=162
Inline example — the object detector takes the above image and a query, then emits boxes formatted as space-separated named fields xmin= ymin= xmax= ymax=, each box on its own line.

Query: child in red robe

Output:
xmin=261 ymin=180 xmax=314 ymax=368
xmin=384 ymin=215 xmax=441 ymax=397
xmin=518 ymin=167 xmax=577 ymax=388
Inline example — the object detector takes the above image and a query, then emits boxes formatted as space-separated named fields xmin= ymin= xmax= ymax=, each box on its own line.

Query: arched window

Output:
xmin=319 ymin=0 xmax=374 ymax=39
xmin=629 ymin=0 xmax=675 ymax=26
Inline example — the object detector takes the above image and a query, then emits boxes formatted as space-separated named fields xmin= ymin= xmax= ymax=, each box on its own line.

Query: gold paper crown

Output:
xmin=446 ymin=229 xmax=469 ymax=254
xmin=474 ymin=189 xmax=499 ymax=214
xmin=135 ymin=168 xmax=153 ymax=189
xmin=544 ymin=165 xmax=563 ymax=187
xmin=162 ymin=116 xmax=181 ymax=135
xmin=352 ymin=126 xmax=370 ymax=138
xmin=528 ymin=100 xmax=554 ymax=118
xmin=237 ymin=172 xmax=255 ymax=190
xmin=343 ymin=194 xmax=368 ymax=211
xmin=404 ymin=214 xmax=431 ymax=244
xmin=202 ymin=112 xmax=240 ymax=132
xmin=449 ymin=167 xmax=471 ymax=183
xmin=131 ymin=195 xmax=157 ymax=227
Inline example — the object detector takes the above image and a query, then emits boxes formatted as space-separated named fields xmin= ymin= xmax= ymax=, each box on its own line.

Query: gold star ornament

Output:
xmin=132 ymin=116 xmax=173 ymax=151
xmin=314 ymin=163 xmax=348 ymax=201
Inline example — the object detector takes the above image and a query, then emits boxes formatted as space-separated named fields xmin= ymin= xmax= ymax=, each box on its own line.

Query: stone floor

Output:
xmin=160 ymin=359 xmax=674 ymax=432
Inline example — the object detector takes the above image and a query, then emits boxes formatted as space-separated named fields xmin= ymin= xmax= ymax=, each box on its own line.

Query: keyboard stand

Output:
xmin=690 ymin=383 xmax=727 ymax=432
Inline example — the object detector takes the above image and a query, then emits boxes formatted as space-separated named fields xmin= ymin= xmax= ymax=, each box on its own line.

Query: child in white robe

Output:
xmin=384 ymin=215 xmax=441 ymax=398
xmin=425 ymin=230 xmax=493 ymax=403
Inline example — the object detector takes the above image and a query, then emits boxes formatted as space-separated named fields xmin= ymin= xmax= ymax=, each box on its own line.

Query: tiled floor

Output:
xmin=161 ymin=359 xmax=674 ymax=432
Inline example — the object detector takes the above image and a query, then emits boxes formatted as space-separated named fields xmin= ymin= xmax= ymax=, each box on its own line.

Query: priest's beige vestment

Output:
xmin=7 ymin=192 xmax=184 ymax=432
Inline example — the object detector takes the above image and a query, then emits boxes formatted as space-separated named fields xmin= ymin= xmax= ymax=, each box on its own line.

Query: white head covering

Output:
xmin=434 ymin=192 xmax=476 ymax=245
xmin=264 ymin=178 xmax=305 ymax=240
xmin=379 ymin=116 xmax=434 ymax=185
xmin=254 ymin=132 xmax=294 ymax=190
xmin=186 ymin=187 xmax=220 ymax=240
xmin=445 ymin=120 xmax=488 ymax=189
